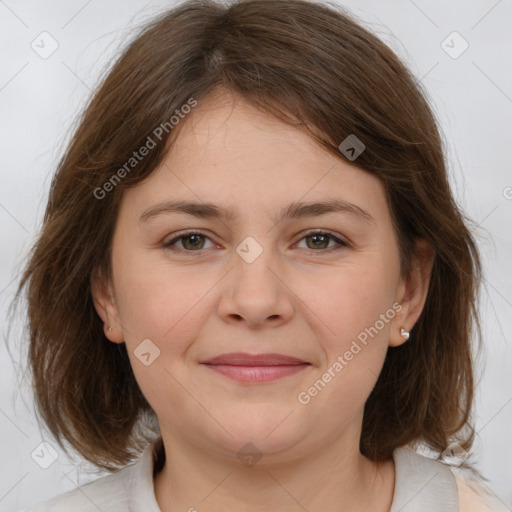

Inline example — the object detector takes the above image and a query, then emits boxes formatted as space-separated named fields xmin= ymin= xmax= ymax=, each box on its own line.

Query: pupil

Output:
xmin=186 ymin=235 xmax=203 ymax=248
xmin=311 ymin=234 xmax=327 ymax=248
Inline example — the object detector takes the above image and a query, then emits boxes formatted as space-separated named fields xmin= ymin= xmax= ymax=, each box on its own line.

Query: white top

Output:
xmin=18 ymin=438 xmax=508 ymax=512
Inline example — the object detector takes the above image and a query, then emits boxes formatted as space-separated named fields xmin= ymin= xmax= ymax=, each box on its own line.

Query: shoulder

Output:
xmin=16 ymin=438 xmax=162 ymax=512
xmin=391 ymin=447 xmax=509 ymax=512
xmin=17 ymin=437 xmax=162 ymax=512
xmin=16 ymin=461 xmax=139 ymax=512
xmin=451 ymin=466 xmax=510 ymax=512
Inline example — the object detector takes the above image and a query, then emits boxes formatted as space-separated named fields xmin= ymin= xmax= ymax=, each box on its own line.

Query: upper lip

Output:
xmin=200 ymin=352 xmax=309 ymax=366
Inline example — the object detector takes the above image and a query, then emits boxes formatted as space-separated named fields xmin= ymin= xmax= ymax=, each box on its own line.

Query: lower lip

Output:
xmin=201 ymin=364 xmax=310 ymax=383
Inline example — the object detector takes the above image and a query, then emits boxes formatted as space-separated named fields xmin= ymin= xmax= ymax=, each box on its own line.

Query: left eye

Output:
xmin=163 ymin=232 xmax=216 ymax=251
xmin=162 ymin=230 xmax=349 ymax=253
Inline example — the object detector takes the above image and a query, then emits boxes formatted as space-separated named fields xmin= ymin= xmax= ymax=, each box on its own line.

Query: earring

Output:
xmin=400 ymin=328 xmax=410 ymax=340
xmin=108 ymin=326 xmax=113 ymax=332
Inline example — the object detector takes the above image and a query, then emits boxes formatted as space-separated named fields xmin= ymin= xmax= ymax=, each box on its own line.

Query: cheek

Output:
xmin=298 ymin=264 xmax=394 ymax=398
xmin=300 ymin=262 xmax=395 ymax=342
xmin=112 ymin=257 xmax=215 ymax=426
xmin=113 ymin=254 xmax=215 ymax=350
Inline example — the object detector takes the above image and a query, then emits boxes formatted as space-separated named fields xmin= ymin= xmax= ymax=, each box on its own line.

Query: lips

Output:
xmin=200 ymin=352 xmax=311 ymax=383
xmin=200 ymin=352 xmax=308 ymax=366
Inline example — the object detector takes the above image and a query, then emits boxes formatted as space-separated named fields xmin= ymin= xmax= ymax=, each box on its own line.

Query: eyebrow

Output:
xmin=139 ymin=199 xmax=375 ymax=225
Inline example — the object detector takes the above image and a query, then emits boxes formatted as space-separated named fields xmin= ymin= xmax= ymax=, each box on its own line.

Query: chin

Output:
xmin=205 ymin=416 xmax=306 ymax=459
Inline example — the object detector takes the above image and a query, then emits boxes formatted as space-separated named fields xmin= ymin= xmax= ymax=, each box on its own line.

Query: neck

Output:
xmin=153 ymin=426 xmax=395 ymax=512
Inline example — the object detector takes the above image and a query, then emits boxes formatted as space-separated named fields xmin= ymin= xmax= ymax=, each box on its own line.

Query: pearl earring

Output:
xmin=108 ymin=326 xmax=113 ymax=332
xmin=400 ymin=328 xmax=410 ymax=340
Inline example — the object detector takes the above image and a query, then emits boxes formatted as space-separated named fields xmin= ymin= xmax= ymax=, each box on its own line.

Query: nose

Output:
xmin=217 ymin=238 xmax=295 ymax=329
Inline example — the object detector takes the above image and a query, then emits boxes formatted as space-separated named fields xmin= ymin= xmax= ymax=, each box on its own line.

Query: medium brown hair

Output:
xmin=11 ymin=0 xmax=482 ymax=471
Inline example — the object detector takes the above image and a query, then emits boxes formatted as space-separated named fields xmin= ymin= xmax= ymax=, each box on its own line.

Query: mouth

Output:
xmin=199 ymin=352 xmax=311 ymax=383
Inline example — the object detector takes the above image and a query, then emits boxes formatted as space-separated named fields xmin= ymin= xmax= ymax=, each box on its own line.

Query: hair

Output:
xmin=10 ymin=0 xmax=482 ymax=471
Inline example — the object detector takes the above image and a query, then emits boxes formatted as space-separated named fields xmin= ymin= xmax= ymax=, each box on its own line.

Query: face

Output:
xmin=93 ymin=88 xmax=431 ymax=464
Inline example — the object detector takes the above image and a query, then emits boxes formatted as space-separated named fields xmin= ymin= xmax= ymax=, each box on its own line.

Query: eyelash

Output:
xmin=162 ymin=229 xmax=350 ymax=254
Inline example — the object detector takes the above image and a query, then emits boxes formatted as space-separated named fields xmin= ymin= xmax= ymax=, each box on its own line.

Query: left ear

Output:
xmin=90 ymin=265 xmax=125 ymax=344
xmin=390 ymin=238 xmax=436 ymax=347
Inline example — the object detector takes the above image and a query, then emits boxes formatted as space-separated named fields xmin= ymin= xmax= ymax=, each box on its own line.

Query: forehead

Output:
xmin=119 ymin=90 xmax=389 ymax=225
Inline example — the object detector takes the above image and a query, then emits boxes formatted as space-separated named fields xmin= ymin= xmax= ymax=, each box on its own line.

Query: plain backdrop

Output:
xmin=1 ymin=0 xmax=511 ymax=510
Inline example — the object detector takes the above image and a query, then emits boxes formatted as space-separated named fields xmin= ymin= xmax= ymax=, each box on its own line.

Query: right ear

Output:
xmin=90 ymin=266 xmax=124 ymax=344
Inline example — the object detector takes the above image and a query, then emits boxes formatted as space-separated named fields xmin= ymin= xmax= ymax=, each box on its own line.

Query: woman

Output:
xmin=13 ymin=0 xmax=506 ymax=510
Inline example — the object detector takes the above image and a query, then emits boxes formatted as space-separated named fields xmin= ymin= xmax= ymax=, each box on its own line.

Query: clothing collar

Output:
xmin=129 ymin=438 xmax=458 ymax=512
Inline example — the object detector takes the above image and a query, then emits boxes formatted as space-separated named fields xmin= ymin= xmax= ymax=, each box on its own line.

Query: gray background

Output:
xmin=1 ymin=0 xmax=511 ymax=510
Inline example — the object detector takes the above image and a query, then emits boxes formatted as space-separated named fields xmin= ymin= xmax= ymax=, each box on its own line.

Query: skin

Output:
xmin=92 ymin=87 xmax=434 ymax=512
